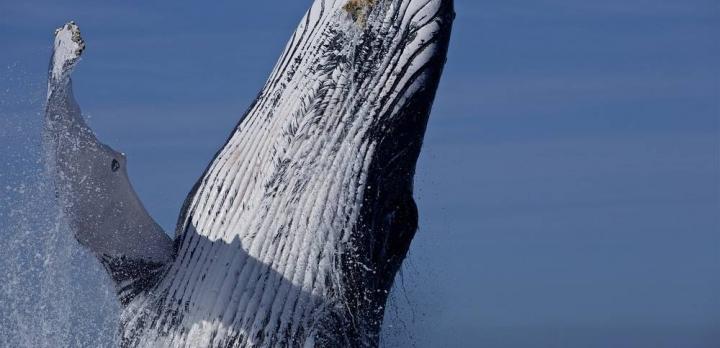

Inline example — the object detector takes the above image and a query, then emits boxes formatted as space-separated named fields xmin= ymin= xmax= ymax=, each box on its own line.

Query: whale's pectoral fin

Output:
xmin=44 ymin=22 xmax=174 ymax=304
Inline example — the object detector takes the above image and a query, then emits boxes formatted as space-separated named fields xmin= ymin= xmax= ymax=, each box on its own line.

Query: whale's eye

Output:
xmin=111 ymin=159 xmax=120 ymax=172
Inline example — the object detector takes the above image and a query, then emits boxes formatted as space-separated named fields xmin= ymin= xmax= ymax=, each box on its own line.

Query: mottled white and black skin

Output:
xmin=44 ymin=1 xmax=454 ymax=347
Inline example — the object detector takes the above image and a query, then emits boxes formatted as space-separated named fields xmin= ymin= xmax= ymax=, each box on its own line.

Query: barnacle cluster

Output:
xmin=343 ymin=0 xmax=376 ymax=25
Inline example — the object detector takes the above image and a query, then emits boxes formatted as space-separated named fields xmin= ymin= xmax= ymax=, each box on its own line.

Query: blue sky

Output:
xmin=1 ymin=0 xmax=719 ymax=347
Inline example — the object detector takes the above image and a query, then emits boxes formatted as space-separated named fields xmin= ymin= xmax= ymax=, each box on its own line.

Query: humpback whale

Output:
xmin=44 ymin=1 xmax=454 ymax=347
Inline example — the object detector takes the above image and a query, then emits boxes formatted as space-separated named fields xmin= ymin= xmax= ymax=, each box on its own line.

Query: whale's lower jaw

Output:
xmin=44 ymin=0 xmax=453 ymax=347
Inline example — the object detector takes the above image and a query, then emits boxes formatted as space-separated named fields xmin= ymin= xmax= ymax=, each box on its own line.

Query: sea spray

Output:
xmin=0 ymin=67 xmax=118 ymax=347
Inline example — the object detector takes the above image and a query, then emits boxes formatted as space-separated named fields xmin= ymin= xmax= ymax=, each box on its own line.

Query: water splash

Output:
xmin=380 ymin=251 xmax=441 ymax=348
xmin=0 ymin=66 xmax=118 ymax=347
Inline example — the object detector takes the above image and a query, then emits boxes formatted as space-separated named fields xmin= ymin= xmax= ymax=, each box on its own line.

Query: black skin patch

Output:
xmin=112 ymin=159 xmax=121 ymax=172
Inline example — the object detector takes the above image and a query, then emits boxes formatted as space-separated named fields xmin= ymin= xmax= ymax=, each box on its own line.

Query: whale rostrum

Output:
xmin=44 ymin=1 xmax=454 ymax=347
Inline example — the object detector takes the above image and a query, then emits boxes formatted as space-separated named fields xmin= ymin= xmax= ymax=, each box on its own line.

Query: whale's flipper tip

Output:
xmin=50 ymin=21 xmax=85 ymax=86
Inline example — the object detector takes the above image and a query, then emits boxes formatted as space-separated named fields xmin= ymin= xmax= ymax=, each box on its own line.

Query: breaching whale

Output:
xmin=43 ymin=0 xmax=454 ymax=347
